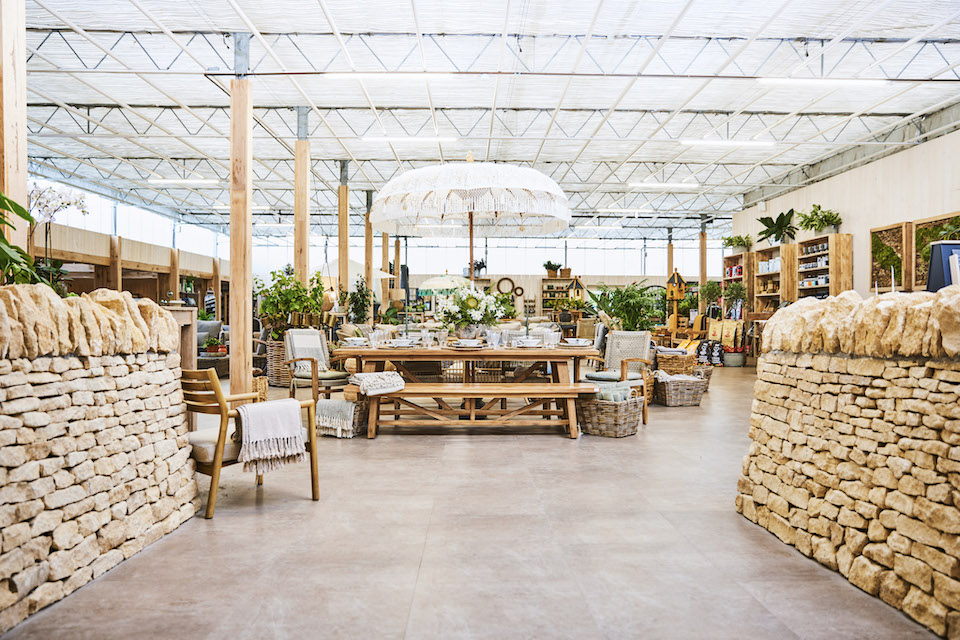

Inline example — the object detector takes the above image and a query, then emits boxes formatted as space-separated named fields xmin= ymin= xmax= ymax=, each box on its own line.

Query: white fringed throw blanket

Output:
xmin=316 ymin=399 xmax=357 ymax=438
xmin=236 ymin=398 xmax=306 ymax=475
xmin=349 ymin=371 xmax=405 ymax=396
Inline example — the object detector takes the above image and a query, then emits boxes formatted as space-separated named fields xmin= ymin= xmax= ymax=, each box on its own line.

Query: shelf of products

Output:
xmin=797 ymin=233 xmax=852 ymax=299
xmin=752 ymin=243 xmax=797 ymax=314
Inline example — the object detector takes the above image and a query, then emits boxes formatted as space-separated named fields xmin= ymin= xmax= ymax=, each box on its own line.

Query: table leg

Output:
xmin=555 ymin=361 xmax=571 ymax=384
xmin=566 ymin=397 xmax=578 ymax=439
xmin=367 ymin=397 xmax=380 ymax=439
xmin=573 ymin=357 xmax=581 ymax=383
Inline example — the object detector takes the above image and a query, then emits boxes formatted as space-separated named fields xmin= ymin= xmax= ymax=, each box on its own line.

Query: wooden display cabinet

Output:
xmin=752 ymin=243 xmax=797 ymax=315
xmin=540 ymin=276 xmax=574 ymax=315
xmin=722 ymin=252 xmax=753 ymax=317
xmin=797 ymin=233 xmax=852 ymax=299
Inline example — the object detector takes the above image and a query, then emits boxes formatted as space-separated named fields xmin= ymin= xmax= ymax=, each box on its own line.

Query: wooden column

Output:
xmin=364 ymin=190 xmax=373 ymax=324
xmin=229 ymin=71 xmax=253 ymax=393
xmin=167 ymin=248 xmax=180 ymax=301
xmin=666 ymin=228 xmax=674 ymax=276
xmin=337 ymin=160 xmax=349 ymax=294
xmin=212 ymin=258 xmax=222 ymax=321
xmin=0 ymin=0 xmax=28 ymax=249
xmin=293 ymin=140 xmax=310 ymax=284
xmin=293 ymin=107 xmax=310 ymax=284
xmin=108 ymin=235 xmax=122 ymax=290
xmin=381 ymin=233 xmax=390 ymax=308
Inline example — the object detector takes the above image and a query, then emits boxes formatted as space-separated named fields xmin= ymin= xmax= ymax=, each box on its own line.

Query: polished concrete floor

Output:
xmin=6 ymin=368 xmax=935 ymax=639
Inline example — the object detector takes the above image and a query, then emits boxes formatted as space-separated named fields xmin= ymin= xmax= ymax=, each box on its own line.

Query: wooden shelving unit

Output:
xmin=752 ymin=243 xmax=797 ymax=315
xmin=722 ymin=251 xmax=753 ymax=318
xmin=540 ymin=276 xmax=574 ymax=315
xmin=797 ymin=233 xmax=852 ymax=299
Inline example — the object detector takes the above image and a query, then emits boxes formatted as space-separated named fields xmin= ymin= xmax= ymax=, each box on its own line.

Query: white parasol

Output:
xmin=418 ymin=273 xmax=470 ymax=292
xmin=370 ymin=161 xmax=569 ymax=283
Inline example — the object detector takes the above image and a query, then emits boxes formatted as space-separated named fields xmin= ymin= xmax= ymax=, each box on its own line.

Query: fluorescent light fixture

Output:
xmin=148 ymin=178 xmax=220 ymax=185
xmin=679 ymin=139 xmax=775 ymax=148
xmin=630 ymin=181 xmax=701 ymax=189
xmin=757 ymin=77 xmax=891 ymax=88
xmin=212 ymin=204 xmax=269 ymax=210
xmin=361 ymin=136 xmax=459 ymax=143
xmin=596 ymin=208 xmax=653 ymax=213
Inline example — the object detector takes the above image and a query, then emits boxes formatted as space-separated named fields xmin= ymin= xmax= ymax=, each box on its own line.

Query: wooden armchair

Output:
xmin=183 ymin=368 xmax=318 ymax=519
xmin=284 ymin=329 xmax=350 ymax=401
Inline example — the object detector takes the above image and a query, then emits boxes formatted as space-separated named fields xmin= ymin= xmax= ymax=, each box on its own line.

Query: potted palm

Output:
xmin=543 ymin=260 xmax=562 ymax=278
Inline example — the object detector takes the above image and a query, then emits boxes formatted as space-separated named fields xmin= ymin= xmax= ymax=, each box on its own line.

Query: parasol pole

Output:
xmin=469 ymin=211 xmax=475 ymax=287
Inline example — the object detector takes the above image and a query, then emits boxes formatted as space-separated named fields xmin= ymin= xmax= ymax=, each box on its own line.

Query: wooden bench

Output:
xmin=351 ymin=382 xmax=600 ymax=439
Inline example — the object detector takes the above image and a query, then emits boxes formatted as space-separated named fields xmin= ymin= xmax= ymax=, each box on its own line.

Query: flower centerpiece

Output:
xmin=436 ymin=285 xmax=504 ymax=338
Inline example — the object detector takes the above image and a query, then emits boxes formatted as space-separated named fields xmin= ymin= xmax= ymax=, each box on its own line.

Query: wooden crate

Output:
xmin=797 ymin=233 xmax=852 ymax=299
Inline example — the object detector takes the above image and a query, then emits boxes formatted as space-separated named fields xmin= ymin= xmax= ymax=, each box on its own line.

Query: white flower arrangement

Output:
xmin=435 ymin=285 xmax=504 ymax=328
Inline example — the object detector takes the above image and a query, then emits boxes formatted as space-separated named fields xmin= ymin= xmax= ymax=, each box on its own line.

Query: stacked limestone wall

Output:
xmin=737 ymin=285 xmax=960 ymax=636
xmin=0 ymin=285 xmax=196 ymax=633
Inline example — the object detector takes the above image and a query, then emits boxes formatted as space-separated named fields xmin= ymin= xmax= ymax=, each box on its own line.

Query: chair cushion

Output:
xmin=585 ymin=370 xmax=643 ymax=382
xmin=293 ymin=369 xmax=350 ymax=381
xmin=189 ymin=426 xmax=309 ymax=464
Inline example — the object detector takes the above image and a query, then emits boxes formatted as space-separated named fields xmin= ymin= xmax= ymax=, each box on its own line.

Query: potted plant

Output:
xmin=435 ymin=285 xmax=505 ymax=338
xmin=472 ymin=259 xmax=486 ymax=278
xmin=203 ymin=337 xmax=222 ymax=354
xmin=797 ymin=205 xmax=842 ymax=234
xmin=721 ymin=235 xmax=753 ymax=253
xmin=587 ymin=281 xmax=660 ymax=331
xmin=699 ymin=281 xmax=722 ymax=310
xmin=346 ymin=277 xmax=372 ymax=324
xmin=757 ymin=209 xmax=798 ymax=246
xmin=543 ymin=260 xmax=562 ymax=278
xmin=560 ymin=266 xmax=572 ymax=278
xmin=493 ymin=292 xmax=517 ymax=319
xmin=723 ymin=281 xmax=747 ymax=307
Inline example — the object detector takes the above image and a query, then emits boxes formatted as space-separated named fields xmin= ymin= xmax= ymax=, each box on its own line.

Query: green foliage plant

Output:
xmin=797 ymin=204 xmax=842 ymax=233
xmin=722 ymin=235 xmax=752 ymax=250
xmin=757 ymin=209 xmax=798 ymax=244
xmin=871 ymin=233 xmax=903 ymax=286
xmin=699 ymin=280 xmax=722 ymax=307
xmin=254 ymin=265 xmax=312 ymax=339
xmin=197 ymin=308 xmax=215 ymax=322
xmin=587 ymin=281 xmax=660 ymax=331
xmin=348 ymin=277 xmax=372 ymax=324
xmin=917 ymin=216 xmax=960 ymax=264
xmin=543 ymin=260 xmax=562 ymax=272
xmin=723 ymin=281 xmax=747 ymax=304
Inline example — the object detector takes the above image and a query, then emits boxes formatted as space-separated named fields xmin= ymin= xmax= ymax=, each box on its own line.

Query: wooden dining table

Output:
xmin=332 ymin=344 xmax=600 ymax=384
xmin=333 ymin=344 xmax=602 ymax=437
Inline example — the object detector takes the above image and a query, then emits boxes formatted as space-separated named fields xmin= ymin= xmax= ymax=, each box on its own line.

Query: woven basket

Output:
xmin=266 ymin=340 xmax=291 ymax=387
xmin=576 ymin=390 xmax=643 ymax=437
xmin=317 ymin=401 xmax=369 ymax=439
xmin=692 ymin=365 xmax=714 ymax=390
xmin=657 ymin=353 xmax=695 ymax=375
xmin=654 ymin=377 xmax=708 ymax=407
xmin=253 ymin=376 xmax=269 ymax=402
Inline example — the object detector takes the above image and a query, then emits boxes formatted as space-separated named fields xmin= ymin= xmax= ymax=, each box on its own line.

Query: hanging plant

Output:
xmin=757 ymin=209 xmax=798 ymax=244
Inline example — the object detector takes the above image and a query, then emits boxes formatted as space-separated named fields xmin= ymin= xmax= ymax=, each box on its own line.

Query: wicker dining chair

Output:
xmin=284 ymin=329 xmax=350 ymax=402
xmin=183 ymin=368 xmax=318 ymax=519
xmin=583 ymin=330 xmax=653 ymax=424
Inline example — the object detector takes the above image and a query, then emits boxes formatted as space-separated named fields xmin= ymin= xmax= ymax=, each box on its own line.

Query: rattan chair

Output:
xmin=284 ymin=329 xmax=350 ymax=401
xmin=583 ymin=330 xmax=653 ymax=424
xmin=183 ymin=368 xmax=318 ymax=518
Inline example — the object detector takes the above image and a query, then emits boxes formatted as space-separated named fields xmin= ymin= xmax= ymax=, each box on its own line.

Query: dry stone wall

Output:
xmin=0 ymin=285 xmax=196 ymax=633
xmin=737 ymin=285 xmax=960 ymax=636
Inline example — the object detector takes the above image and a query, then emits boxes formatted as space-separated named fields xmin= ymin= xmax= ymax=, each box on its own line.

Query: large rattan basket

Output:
xmin=692 ymin=365 xmax=714 ymax=390
xmin=656 ymin=353 xmax=695 ymax=375
xmin=576 ymin=390 xmax=644 ymax=437
xmin=266 ymin=340 xmax=291 ymax=387
xmin=654 ymin=377 xmax=708 ymax=407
